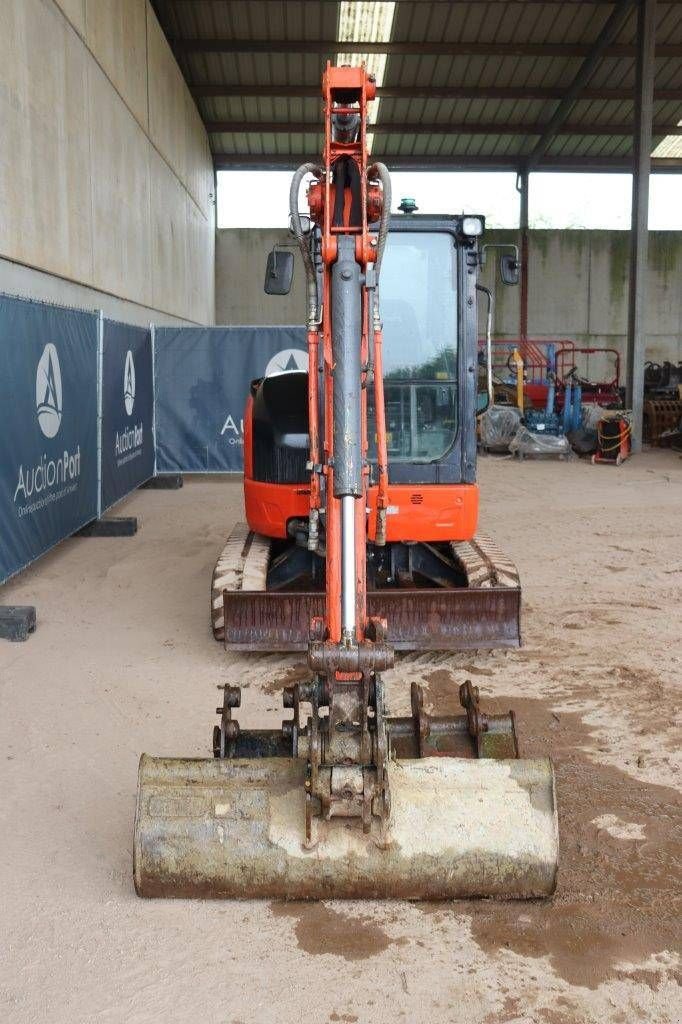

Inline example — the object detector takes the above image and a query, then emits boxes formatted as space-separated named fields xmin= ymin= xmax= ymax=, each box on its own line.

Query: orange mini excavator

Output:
xmin=134 ymin=65 xmax=559 ymax=900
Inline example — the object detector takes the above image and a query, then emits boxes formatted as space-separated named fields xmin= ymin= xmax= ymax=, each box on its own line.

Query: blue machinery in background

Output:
xmin=561 ymin=382 xmax=583 ymax=434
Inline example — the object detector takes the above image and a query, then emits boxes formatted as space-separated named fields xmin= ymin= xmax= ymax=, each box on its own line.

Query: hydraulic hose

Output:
xmin=367 ymin=162 xmax=391 ymax=319
xmin=367 ymin=162 xmax=392 ymax=545
xmin=290 ymin=163 xmax=324 ymax=326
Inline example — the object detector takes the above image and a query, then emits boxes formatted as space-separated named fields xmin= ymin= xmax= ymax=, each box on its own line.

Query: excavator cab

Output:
xmin=265 ymin=213 xmax=481 ymax=473
xmin=369 ymin=216 xmax=479 ymax=477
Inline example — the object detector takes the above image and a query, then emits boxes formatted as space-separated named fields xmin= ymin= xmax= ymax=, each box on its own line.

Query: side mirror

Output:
xmin=499 ymin=253 xmax=520 ymax=286
xmin=264 ymin=249 xmax=294 ymax=295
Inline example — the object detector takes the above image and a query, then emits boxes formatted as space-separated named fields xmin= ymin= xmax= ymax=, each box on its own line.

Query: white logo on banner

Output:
xmin=124 ymin=349 xmax=136 ymax=416
xmin=36 ymin=343 xmax=63 ymax=438
xmin=15 ymin=343 xmax=80 ymax=515
xmin=116 ymin=349 xmax=143 ymax=466
xmin=265 ymin=348 xmax=308 ymax=377
xmin=220 ymin=413 xmax=243 ymax=444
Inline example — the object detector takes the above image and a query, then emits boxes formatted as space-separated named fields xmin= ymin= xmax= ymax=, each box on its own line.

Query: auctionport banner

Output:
xmin=0 ymin=294 xmax=98 ymax=582
xmin=154 ymin=326 xmax=307 ymax=472
xmin=100 ymin=320 xmax=154 ymax=512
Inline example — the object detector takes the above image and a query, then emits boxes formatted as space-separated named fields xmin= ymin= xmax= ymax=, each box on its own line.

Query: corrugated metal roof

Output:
xmin=150 ymin=1 xmax=682 ymax=170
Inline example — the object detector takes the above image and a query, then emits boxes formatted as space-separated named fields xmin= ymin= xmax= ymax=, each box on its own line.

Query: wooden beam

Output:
xmin=205 ymin=120 xmax=682 ymax=137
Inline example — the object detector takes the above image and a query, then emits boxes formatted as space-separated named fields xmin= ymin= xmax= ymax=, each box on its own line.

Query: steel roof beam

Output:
xmin=205 ymin=120 xmax=682 ymax=137
xmin=525 ymin=0 xmax=639 ymax=169
xmin=191 ymin=84 xmax=682 ymax=101
xmin=172 ymin=37 xmax=681 ymax=58
xmin=212 ymin=153 xmax=682 ymax=172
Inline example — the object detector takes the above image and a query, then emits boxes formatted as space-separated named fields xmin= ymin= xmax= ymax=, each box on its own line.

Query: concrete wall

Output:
xmin=0 ymin=0 xmax=215 ymax=325
xmin=215 ymin=229 xmax=306 ymax=326
xmin=216 ymin=227 xmax=682 ymax=373
xmin=480 ymin=229 xmax=682 ymax=373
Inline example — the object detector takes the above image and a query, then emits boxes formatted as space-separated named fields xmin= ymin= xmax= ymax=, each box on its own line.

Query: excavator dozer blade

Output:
xmin=134 ymin=755 xmax=558 ymax=900
xmin=223 ymin=587 xmax=521 ymax=652
xmin=213 ymin=526 xmax=522 ymax=652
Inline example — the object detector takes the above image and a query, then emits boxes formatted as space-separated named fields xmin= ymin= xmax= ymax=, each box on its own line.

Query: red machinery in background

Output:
xmin=592 ymin=415 xmax=632 ymax=465
xmin=484 ymin=339 xmax=622 ymax=411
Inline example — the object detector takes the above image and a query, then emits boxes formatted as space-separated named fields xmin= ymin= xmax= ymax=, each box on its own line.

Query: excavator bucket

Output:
xmin=134 ymin=755 xmax=558 ymax=899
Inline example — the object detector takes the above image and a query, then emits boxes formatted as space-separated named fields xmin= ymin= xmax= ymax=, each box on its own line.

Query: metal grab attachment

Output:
xmin=212 ymin=677 xmax=519 ymax=767
xmin=212 ymin=685 xmax=241 ymax=758
xmin=207 ymin=671 xmax=522 ymax=855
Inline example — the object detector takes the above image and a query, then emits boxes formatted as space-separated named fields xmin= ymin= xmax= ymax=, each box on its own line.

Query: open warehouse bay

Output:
xmin=2 ymin=2 xmax=682 ymax=1021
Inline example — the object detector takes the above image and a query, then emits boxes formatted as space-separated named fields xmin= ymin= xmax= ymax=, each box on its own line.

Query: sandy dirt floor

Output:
xmin=1 ymin=452 xmax=680 ymax=1024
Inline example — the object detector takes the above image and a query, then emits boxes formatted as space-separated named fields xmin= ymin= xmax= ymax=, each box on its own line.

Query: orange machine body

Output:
xmin=244 ymin=64 xmax=480 ymax=566
xmin=243 ymin=475 xmax=479 ymax=545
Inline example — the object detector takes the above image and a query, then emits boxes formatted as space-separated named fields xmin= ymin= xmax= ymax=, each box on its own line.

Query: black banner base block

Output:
xmin=140 ymin=474 xmax=183 ymax=490
xmin=77 ymin=517 xmax=138 ymax=537
xmin=0 ymin=606 xmax=36 ymax=642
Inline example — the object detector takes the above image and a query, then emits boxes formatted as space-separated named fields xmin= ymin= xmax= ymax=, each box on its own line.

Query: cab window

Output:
xmin=370 ymin=231 xmax=458 ymax=463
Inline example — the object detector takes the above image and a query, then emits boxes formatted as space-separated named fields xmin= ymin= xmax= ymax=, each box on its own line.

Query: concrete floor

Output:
xmin=1 ymin=454 xmax=680 ymax=1024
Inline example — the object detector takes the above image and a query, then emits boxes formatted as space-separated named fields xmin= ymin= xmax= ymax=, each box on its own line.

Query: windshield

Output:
xmin=371 ymin=231 xmax=458 ymax=463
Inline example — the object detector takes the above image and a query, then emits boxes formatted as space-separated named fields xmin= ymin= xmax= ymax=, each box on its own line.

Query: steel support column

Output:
xmin=626 ymin=0 xmax=657 ymax=451
xmin=517 ymin=169 xmax=529 ymax=343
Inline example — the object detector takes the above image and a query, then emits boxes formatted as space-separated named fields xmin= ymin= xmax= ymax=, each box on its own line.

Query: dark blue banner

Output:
xmin=154 ymin=326 xmax=306 ymax=472
xmin=0 ymin=295 xmax=98 ymax=582
xmin=100 ymin=320 xmax=155 ymax=511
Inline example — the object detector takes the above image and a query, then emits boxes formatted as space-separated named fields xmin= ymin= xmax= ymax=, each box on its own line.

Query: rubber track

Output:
xmin=212 ymin=529 xmax=519 ymax=639
xmin=450 ymin=533 xmax=520 ymax=589
xmin=211 ymin=524 xmax=270 ymax=640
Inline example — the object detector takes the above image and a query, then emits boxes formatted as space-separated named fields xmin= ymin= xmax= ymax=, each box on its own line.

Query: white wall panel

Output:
xmin=0 ymin=0 xmax=93 ymax=285
xmin=187 ymin=197 xmax=215 ymax=324
xmin=0 ymin=0 xmax=214 ymax=323
xmin=147 ymin=6 xmax=188 ymax=187
xmin=86 ymin=0 xmax=148 ymax=130
xmin=89 ymin=61 xmax=152 ymax=308
xmin=184 ymin=88 xmax=214 ymax=219
xmin=151 ymin=147 xmax=188 ymax=320
xmin=53 ymin=0 xmax=85 ymax=35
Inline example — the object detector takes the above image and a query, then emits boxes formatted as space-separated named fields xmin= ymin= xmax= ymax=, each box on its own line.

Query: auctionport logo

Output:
xmin=265 ymin=348 xmax=308 ymax=377
xmin=116 ymin=349 xmax=143 ymax=464
xmin=220 ymin=412 xmax=243 ymax=445
xmin=124 ymin=349 xmax=136 ymax=416
xmin=14 ymin=343 xmax=81 ymax=513
xmin=36 ymin=343 xmax=62 ymax=438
